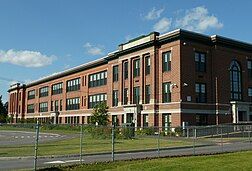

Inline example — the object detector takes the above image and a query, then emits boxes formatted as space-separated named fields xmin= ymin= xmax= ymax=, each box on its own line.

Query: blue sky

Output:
xmin=0 ymin=0 xmax=252 ymax=102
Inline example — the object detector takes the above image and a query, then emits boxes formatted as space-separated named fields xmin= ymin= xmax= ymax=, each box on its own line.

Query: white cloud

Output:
xmin=145 ymin=7 xmax=164 ymax=20
xmin=175 ymin=6 xmax=223 ymax=33
xmin=125 ymin=35 xmax=132 ymax=42
xmin=64 ymin=64 xmax=70 ymax=69
xmin=153 ymin=17 xmax=172 ymax=33
xmin=0 ymin=49 xmax=56 ymax=68
xmin=83 ymin=42 xmax=104 ymax=56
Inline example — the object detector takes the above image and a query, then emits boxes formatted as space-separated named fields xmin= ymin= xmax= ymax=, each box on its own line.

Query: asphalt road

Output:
xmin=0 ymin=141 xmax=251 ymax=170
xmin=0 ymin=130 xmax=78 ymax=145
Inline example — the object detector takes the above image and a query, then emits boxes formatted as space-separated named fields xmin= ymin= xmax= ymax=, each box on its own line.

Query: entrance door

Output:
xmin=238 ymin=111 xmax=246 ymax=121
xmin=126 ymin=113 xmax=133 ymax=123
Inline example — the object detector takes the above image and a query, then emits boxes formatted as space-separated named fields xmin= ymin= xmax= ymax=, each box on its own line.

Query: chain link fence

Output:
xmin=0 ymin=122 xmax=251 ymax=170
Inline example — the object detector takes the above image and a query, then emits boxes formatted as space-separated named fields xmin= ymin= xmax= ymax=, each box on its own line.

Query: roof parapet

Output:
xmin=118 ymin=32 xmax=159 ymax=51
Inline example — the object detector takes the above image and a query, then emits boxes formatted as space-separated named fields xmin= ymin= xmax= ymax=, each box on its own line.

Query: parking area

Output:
xmin=0 ymin=130 xmax=77 ymax=146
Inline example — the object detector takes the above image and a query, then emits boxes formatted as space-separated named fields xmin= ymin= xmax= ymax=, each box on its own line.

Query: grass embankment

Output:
xmin=41 ymin=151 xmax=252 ymax=171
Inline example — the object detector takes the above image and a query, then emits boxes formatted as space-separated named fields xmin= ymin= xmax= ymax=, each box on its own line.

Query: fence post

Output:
xmin=193 ymin=127 xmax=196 ymax=155
xmin=221 ymin=125 xmax=223 ymax=152
xmin=157 ymin=128 xmax=160 ymax=157
xmin=112 ymin=125 xmax=115 ymax=162
xmin=187 ymin=127 xmax=189 ymax=138
xmin=249 ymin=126 xmax=251 ymax=143
xmin=34 ymin=121 xmax=40 ymax=171
xmin=80 ymin=124 xmax=84 ymax=164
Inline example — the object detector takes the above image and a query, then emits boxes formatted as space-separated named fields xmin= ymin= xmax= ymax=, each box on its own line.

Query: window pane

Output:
xmin=195 ymin=53 xmax=199 ymax=62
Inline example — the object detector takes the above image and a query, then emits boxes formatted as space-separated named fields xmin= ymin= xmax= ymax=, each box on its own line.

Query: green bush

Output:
xmin=174 ymin=127 xmax=183 ymax=136
xmin=136 ymin=127 xmax=156 ymax=136
xmin=84 ymin=125 xmax=112 ymax=139
xmin=118 ymin=127 xmax=135 ymax=139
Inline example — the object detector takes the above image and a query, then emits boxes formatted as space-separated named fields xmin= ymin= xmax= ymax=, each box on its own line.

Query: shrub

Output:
xmin=174 ymin=127 xmax=183 ymax=136
xmin=119 ymin=127 xmax=135 ymax=139
xmin=84 ymin=125 xmax=112 ymax=139
xmin=136 ymin=127 xmax=156 ymax=136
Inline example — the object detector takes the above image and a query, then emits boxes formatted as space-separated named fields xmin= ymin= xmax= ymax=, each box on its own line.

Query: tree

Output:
xmin=0 ymin=95 xmax=8 ymax=123
xmin=90 ymin=102 xmax=109 ymax=126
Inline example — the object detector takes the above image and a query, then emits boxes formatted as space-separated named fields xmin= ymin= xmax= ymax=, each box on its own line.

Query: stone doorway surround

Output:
xmin=230 ymin=101 xmax=252 ymax=123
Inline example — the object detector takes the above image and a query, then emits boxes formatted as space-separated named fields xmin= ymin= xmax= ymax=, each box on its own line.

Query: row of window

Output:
xmin=28 ymin=78 xmax=81 ymax=100
xmin=88 ymin=93 xmax=107 ymax=108
xmin=39 ymin=102 xmax=48 ymax=112
xmin=66 ymin=97 xmax=80 ymax=110
xmin=39 ymin=86 xmax=49 ymax=97
xmin=27 ymin=51 xmax=171 ymax=100
xmin=89 ymin=71 xmax=107 ymax=87
xmin=51 ymin=100 xmax=63 ymax=112
xmin=52 ymin=83 xmax=63 ymax=95
xmin=67 ymin=78 xmax=80 ymax=92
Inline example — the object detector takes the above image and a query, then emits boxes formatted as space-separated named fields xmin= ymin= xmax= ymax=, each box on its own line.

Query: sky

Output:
xmin=0 ymin=0 xmax=252 ymax=102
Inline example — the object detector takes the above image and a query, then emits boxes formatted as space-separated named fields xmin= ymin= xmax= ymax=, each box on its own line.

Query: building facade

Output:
xmin=8 ymin=29 xmax=252 ymax=127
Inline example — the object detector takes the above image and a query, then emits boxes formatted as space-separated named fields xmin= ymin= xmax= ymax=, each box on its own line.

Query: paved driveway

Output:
xmin=0 ymin=130 xmax=77 ymax=145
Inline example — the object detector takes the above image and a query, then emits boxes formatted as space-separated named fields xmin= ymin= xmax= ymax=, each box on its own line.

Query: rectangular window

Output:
xmin=248 ymin=60 xmax=252 ymax=79
xmin=51 ymin=101 xmax=54 ymax=111
xmin=162 ymin=51 xmax=171 ymax=72
xmin=133 ymin=86 xmax=140 ymax=104
xmin=113 ymin=90 xmax=119 ymax=107
xmin=162 ymin=82 xmax=171 ymax=103
xmin=145 ymin=85 xmax=151 ymax=104
xmin=123 ymin=88 xmax=128 ymax=105
xmin=113 ymin=65 xmax=119 ymax=82
xmin=27 ymin=104 xmax=34 ymax=113
xmin=162 ymin=113 xmax=171 ymax=131
xmin=39 ymin=102 xmax=48 ymax=112
xmin=196 ymin=114 xmax=208 ymax=126
xmin=89 ymin=71 xmax=107 ymax=88
xmin=60 ymin=100 xmax=62 ymax=111
xmin=143 ymin=114 xmax=148 ymax=127
xmin=66 ymin=97 xmax=80 ymax=110
xmin=88 ymin=93 xmax=107 ymax=109
xmin=124 ymin=61 xmax=128 ymax=80
xmin=67 ymin=78 xmax=80 ymax=92
xmin=55 ymin=100 xmax=59 ymax=111
xmin=28 ymin=90 xmax=35 ymax=100
xmin=39 ymin=86 xmax=48 ymax=97
xmin=248 ymin=88 xmax=252 ymax=102
xmin=145 ymin=56 xmax=150 ymax=75
xmin=133 ymin=59 xmax=140 ymax=77
xmin=195 ymin=52 xmax=206 ymax=72
xmin=248 ymin=88 xmax=252 ymax=97
xmin=195 ymin=83 xmax=207 ymax=103
xmin=52 ymin=82 xmax=63 ymax=95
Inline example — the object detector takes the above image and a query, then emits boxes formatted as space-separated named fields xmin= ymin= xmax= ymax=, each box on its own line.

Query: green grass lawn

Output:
xmin=0 ymin=135 xmax=193 ymax=157
xmin=0 ymin=125 xmax=195 ymax=157
xmin=41 ymin=151 xmax=252 ymax=171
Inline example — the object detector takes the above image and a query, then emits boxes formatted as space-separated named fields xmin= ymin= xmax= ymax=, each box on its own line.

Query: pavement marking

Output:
xmin=44 ymin=160 xmax=66 ymax=164
xmin=65 ymin=160 xmax=80 ymax=163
